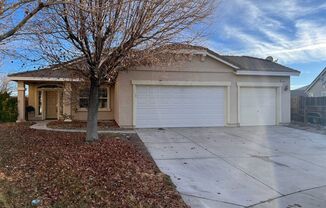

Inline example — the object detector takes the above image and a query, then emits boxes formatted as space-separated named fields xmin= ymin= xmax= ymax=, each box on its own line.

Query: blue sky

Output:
xmin=203 ymin=0 xmax=326 ymax=89
xmin=1 ymin=0 xmax=326 ymax=90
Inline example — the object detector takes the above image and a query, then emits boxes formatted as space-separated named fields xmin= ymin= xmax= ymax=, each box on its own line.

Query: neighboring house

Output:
xmin=291 ymin=68 xmax=326 ymax=125
xmin=305 ymin=67 xmax=326 ymax=97
xmin=8 ymin=46 xmax=300 ymax=128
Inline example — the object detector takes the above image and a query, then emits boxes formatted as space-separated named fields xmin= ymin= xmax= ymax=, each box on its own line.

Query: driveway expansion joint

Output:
xmin=143 ymin=141 xmax=193 ymax=144
xmin=169 ymin=128 xmax=284 ymax=196
xmin=154 ymin=156 xmax=220 ymax=161
xmin=181 ymin=193 xmax=245 ymax=207
xmin=245 ymin=184 xmax=326 ymax=207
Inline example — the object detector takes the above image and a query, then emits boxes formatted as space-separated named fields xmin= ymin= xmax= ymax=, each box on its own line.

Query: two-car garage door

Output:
xmin=135 ymin=86 xmax=225 ymax=128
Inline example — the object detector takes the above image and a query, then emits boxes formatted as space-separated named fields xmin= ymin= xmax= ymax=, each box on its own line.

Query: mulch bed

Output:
xmin=47 ymin=120 xmax=126 ymax=130
xmin=0 ymin=123 xmax=188 ymax=208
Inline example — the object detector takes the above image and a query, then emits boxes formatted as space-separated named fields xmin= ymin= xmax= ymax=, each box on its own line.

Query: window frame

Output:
xmin=77 ymin=87 xmax=111 ymax=112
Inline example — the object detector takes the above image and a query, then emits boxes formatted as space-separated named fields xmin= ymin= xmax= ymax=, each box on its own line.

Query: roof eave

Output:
xmin=235 ymin=70 xmax=300 ymax=77
xmin=8 ymin=77 xmax=82 ymax=82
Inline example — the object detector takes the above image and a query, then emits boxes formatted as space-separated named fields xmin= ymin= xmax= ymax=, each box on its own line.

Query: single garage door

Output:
xmin=135 ymin=85 xmax=225 ymax=128
xmin=240 ymin=87 xmax=277 ymax=126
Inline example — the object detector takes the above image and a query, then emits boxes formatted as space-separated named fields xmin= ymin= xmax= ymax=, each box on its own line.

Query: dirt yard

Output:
xmin=0 ymin=123 xmax=187 ymax=208
xmin=47 ymin=120 xmax=122 ymax=130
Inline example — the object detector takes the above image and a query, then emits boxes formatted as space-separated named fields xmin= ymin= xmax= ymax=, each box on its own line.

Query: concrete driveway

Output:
xmin=136 ymin=126 xmax=326 ymax=208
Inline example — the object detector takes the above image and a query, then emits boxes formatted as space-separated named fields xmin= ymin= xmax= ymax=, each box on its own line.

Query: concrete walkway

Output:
xmin=137 ymin=126 xmax=326 ymax=208
xmin=30 ymin=121 xmax=135 ymax=134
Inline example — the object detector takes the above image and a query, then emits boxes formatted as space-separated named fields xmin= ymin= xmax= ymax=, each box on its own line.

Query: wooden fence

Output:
xmin=291 ymin=96 xmax=326 ymax=126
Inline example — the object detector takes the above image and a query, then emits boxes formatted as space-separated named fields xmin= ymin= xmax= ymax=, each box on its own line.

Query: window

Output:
xmin=98 ymin=88 xmax=108 ymax=108
xmin=79 ymin=87 xmax=110 ymax=110
xmin=79 ymin=89 xmax=89 ymax=108
xmin=322 ymin=91 xmax=326 ymax=97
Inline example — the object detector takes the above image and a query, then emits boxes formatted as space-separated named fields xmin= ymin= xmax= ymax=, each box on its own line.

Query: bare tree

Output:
xmin=0 ymin=0 xmax=71 ymax=45
xmin=0 ymin=74 xmax=10 ymax=93
xmin=0 ymin=0 xmax=44 ymax=42
xmin=0 ymin=0 xmax=73 ymax=70
xmin=32 ymin=0 xmax=215 ymax=141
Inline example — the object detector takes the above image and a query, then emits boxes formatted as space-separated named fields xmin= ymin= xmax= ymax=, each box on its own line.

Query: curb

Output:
xmin=30 ymin=122 xmax=136 ymax=134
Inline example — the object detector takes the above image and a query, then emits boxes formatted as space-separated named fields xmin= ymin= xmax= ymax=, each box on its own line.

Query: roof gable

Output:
xmin=305 ymin=67 xmax=326 ymax=92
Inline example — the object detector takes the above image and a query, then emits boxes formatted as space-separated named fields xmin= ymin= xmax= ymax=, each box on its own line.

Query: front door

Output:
xmin=46 ymin=91 xmax=57 ymax=119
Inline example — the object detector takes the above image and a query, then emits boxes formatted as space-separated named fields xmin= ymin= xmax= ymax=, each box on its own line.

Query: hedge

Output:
xmin=0 ymin=92 xmax=18 ymax=122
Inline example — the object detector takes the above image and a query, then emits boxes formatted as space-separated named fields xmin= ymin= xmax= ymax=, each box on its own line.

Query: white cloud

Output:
xmin=260 ymin=0 xmax=326 ymax=20
xmin=207 ymin=0 xmax=326 ymax=64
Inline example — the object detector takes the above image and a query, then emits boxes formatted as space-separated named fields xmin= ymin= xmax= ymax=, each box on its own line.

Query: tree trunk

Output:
xmin=86 ymin=78 xmax=99 ymax=142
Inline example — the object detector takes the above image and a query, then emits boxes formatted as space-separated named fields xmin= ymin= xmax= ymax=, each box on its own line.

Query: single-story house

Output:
xmin=8 ymin=46 xmax=300 ymax=128
xmin=305 ymin=67 xmax=326 ymax=97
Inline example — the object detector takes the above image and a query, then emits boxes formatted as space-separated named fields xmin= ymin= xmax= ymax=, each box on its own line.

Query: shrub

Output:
xmin=0 ymin=92 xmax=18 ymax=122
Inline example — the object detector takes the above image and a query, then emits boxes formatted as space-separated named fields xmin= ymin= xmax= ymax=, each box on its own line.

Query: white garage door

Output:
xmin=135 ymin=85 xmax=225 ymax=128
xmin=240 ymin=87 xmax=277 ymax=126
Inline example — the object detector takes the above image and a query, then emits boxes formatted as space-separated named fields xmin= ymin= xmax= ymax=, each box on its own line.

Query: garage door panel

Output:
xmin=136 ymin=86 xmax=225 ymax=128
xmin=136 ymin=118 xmax=223 ymax=128
xmin=240 ymin=87 xmax=276 ymax=126
xmin=137 ymin=113 xmax=223 ymax=120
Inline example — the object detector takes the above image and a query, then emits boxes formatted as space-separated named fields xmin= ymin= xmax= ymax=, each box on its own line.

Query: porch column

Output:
xmin=63 ymin=82 xmax=72 ymax=122
xmin=16 ymin=81 xmax=26 ymax=122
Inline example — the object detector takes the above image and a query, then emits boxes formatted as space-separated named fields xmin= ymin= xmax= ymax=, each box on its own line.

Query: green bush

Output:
xmin=0 ymin=92 xmax=18 ymax=122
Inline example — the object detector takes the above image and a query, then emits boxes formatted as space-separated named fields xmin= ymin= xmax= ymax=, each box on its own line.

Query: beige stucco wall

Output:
xmin=28 ymin=84 xmax=37 ymax=109
xmin=114 ymin=82 xmax=120 ymax=124
xmin=307 ymin=74 xmax=326 ymax=97
xmin=114 ymin=56 xmax=291 ymax=127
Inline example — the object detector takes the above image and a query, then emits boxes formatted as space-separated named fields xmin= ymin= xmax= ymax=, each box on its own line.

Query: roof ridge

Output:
xmin=224 ymin=55 xmax=274 ymax=62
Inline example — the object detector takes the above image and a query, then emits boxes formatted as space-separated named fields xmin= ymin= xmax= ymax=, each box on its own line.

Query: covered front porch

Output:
xmin=15 ymin=81 xmax=73 ymax=122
